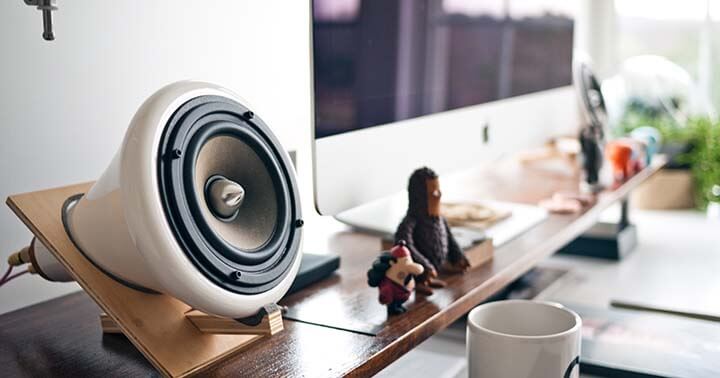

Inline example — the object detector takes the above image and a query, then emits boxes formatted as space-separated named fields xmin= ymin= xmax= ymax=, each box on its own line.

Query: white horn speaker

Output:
xmin=62 ymin=81 xmax=303 ymax=318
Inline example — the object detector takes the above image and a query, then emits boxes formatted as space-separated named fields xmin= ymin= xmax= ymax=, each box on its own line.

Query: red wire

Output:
xmin=0 ymin=268 xmax=28 ymax=287
xmin=0 ymin=265 xmax=12 ymax=284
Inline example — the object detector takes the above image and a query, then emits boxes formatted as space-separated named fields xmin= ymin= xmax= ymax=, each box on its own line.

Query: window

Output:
xmin=615 ymin=0 xmax=717 ymax=111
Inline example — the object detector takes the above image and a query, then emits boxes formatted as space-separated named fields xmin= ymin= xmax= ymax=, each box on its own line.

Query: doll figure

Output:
xmin=367 ymin=240 xmax=425 ymax=315
xmin=630 ymin=126 xmax=661 ymax=166
xmin=395 ymin=167 xmax=470 ymax=295
xmin=606 ymin=141 xmax=634 ymax=187
xmin=624 ymin=138 xmax=647 ymax=175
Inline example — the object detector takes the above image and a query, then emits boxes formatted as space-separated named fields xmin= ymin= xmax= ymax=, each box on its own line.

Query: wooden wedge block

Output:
xmin=99 ymin=313 xmax=123 ymax=334
xmin=101 ymin=308 xmax=284 ymax=336
xmin=186 ymin=309 xmax=284 ymax=336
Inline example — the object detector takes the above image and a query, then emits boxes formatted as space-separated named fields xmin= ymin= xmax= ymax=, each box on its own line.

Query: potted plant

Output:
xmin=618 ymin=108 xmax=720 ymax=211
xmin=603 ymin=55 xmax=718 ymax=211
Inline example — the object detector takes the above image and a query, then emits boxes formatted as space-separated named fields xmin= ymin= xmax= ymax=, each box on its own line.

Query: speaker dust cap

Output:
xmin=157 ymin=95 xmax=302 ymax=295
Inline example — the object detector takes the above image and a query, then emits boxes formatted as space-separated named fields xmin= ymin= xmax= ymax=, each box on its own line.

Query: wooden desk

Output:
xmin=0 ymin=159 xmax=665 ymax=377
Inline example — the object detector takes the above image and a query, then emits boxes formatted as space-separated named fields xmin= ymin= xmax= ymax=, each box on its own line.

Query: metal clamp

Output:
xmin=23 ymin=0 xmax=58 ymax=41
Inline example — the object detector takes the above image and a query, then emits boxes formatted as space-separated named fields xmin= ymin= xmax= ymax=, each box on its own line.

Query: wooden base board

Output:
xmin=6 ymin=183 xmax=279 ymax=377
xmin=101 ymin=309 xmax=283 ymax=336
xmin=463 ymin=238 xmax=494 ymax=268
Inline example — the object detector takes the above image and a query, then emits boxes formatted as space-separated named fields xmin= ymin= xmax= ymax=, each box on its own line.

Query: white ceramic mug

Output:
xmin=467 ymin=300 xmax=581 ymax=378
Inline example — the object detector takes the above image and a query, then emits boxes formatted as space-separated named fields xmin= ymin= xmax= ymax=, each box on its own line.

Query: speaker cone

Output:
xmin=196 ymin=136 xmax=278 ymax=250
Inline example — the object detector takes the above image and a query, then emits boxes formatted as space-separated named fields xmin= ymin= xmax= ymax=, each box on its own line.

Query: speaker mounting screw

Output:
xmin=295 ymin=219 xmax=304 ymax=228
xmin=169 ymin=149 xmax=183 ymax=159
xmin=243 ymin=111 xmax=254 ymax=120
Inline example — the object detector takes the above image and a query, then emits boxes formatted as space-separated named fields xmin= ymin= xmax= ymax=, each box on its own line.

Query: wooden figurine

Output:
xmin=367 ymin=240 xmax=425 ymax=315
xmin=395 ymin=167 xmax=470 ymax=295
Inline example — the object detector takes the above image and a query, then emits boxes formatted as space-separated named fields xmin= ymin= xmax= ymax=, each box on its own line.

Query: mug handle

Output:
xmin=564 ymin=356 xmax=580 ymax=378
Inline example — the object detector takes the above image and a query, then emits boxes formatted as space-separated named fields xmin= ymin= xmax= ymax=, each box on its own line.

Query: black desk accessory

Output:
xmin=286 ymin=253 xmax=340 ymax=295
xmin=558 ymin=198 xmax=637 ymax=260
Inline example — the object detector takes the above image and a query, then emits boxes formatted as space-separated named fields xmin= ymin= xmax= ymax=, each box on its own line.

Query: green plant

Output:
xmin=617 ymin=108 xmax=720 ymax=210
xmin=615 ymin=99 xmax=691 ymax=142
xmin=682 ymin=118 xmax=720 ymax=209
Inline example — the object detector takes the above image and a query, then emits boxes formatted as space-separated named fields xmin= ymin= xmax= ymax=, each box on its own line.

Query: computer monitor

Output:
xmin=312 ymin=0 xmax=579 ymax=217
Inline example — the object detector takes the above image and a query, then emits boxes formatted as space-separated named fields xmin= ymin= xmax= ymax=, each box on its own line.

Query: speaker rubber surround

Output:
xmin=157 ymin=95 xmax=302 ymax=295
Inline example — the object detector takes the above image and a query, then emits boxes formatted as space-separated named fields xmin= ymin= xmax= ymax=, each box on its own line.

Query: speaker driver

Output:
xmin=158 ymin=95 xmax=300 ymax=295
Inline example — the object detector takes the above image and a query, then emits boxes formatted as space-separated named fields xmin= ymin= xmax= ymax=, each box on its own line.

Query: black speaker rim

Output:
xmin=157 ymin=95 xmax=302 ymax=295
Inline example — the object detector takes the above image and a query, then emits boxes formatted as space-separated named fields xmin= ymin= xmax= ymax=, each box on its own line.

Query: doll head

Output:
xmin=385 ymin=241 xmax=424 ymax=286
xmin=367 ymin=240 xmax=424 ymax=288
xmin=408 ymin=167 xmax=441 ymax=218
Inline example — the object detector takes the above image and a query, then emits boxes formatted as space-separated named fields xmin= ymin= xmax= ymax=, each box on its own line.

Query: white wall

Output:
xmin=0 ymin=1 xmax=313 ymax=314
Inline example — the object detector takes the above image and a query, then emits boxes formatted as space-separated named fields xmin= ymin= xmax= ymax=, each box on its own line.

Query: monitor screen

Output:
xmin=312 ymin=0 xmax=575 ymax=139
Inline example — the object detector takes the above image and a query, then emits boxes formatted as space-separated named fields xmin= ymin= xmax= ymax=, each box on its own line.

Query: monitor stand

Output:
xmin=335 ymin=193 xmax=407 ymax=236
xmin=334 ymin=193 xmax=548 ymax=249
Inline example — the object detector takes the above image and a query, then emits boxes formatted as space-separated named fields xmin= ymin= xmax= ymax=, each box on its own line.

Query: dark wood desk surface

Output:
xmin=0 ymin=159 xmax=665 ymax=377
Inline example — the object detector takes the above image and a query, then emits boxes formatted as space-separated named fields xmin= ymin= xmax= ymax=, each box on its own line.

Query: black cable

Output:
xmin=0 ymin=268 xmax=28 ymax=287
xmin=0 ymin=265 xmax=13 ymax=285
